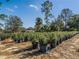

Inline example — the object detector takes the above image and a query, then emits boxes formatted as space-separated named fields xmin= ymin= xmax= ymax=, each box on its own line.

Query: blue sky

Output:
xmin=0 ymin=0 xmax=79 ymax=28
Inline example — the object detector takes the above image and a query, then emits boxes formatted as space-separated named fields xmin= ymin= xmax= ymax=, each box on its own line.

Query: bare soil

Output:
xmin=0 ymin=34 xmax=79 ymax=59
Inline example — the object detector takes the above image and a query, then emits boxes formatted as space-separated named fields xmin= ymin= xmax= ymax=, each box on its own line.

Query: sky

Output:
xmin=0 ymin=0 xmax=79 ymax=28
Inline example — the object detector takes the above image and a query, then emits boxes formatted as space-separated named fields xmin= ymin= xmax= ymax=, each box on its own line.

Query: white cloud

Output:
xmin=5 ymin=8 xmax=14 ymax=13
xmin=14 ymin=5 xmax=18 ymax=8
xmin=29 ymin=4 xmax=39 ymax=11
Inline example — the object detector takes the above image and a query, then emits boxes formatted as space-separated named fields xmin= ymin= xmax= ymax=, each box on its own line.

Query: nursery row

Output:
xmin=0 ymin=31 xmax=78 ymax=52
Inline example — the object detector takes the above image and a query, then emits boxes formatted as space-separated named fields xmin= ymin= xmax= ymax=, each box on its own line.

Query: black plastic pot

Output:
xmin=39 ymin=43 xmax=51 ymax=53
xmin=50 ymin=39 xmax=56 ymax=48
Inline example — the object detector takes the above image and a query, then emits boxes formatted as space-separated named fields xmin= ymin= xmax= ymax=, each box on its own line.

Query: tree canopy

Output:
xmin=35 ymin=17 xmax=43 ymax=32
xmin=5 ymin=15 xmax=23 ymax=32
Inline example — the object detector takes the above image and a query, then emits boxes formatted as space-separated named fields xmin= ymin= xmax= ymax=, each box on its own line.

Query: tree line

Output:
xmin=35 ymin=0 xmax=79 ymax=32
xmin=0 ymin=15 xmax=24 ymax=33
xmin=0 ymin=0 xmax=79 ymax=33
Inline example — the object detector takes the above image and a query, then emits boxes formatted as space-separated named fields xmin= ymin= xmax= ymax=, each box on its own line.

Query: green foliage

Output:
xmin=48 ymin=8 xmax=73 ymax=31
xmin=5 ymin=15 xmax=23 ymax=32
xmin=0 ymin=31 xmax=77 ymax=46
xmin=9 ymin=31 xmax=78 ymax=44
xmin=0 ymin=14 xmax=8 ymax=32
xmin=41 ymin=0 xmax=53 ymax=25
xmin=61 ymin=8 xmax=73 ymax=22
xmin=0 ymin=33 xmax=11 ymax=41
xmin=68 ymin=15 xmax=79 ymax=31
xmin=35 ymin=17 xmax=43 ymax=32
xmin=41 ymin=25 xmax=51 ymax=32
xmin=50 ymin=19 xmax=64 ymax=31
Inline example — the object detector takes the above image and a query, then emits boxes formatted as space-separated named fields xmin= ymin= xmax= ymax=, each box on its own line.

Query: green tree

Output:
xmin=56 ymin=15 xmax=64 ymax=31
xmin=50 ymin=20 xmax=61 ymax=31
xmin=35 ymin=17 xmax=43 ymax=32
xmin=50 ymin=15 xmax=65 ymax=31
xmin=61 ymin=8 xmax=73 ymax=22
xmin=68 ymin=14 xmax=79 ymax=31
xmin=59 ymin=8 xmax=73 ymax=30
xmin=5 ymin=15 xmax=23 ymax=32
xmin=41 ymin=25 xmax=51 ymax=32
xmin=0 ymin=14 xmax=7 ymax=20
xmin=50 ymin=21 xmax=56 ymax=31
xmin=41 ymin=0 xmax=53 ymax=25
xmin=0 ymin=14 xmax=7 ymax=30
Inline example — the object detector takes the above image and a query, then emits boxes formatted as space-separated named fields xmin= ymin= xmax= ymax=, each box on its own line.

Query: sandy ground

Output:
xmin=0 ymin=34 xmax=79 ymax=59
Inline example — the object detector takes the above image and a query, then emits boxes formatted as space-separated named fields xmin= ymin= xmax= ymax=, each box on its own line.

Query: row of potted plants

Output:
xmin=11 ymin=31 xmax=77 ymax=52
xmin=0 ymin=31 xmax=78 ymax=53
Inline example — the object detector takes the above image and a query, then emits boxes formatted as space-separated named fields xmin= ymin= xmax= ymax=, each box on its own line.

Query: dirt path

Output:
xmin=1 ymin=34 xmax=79 ymax=59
